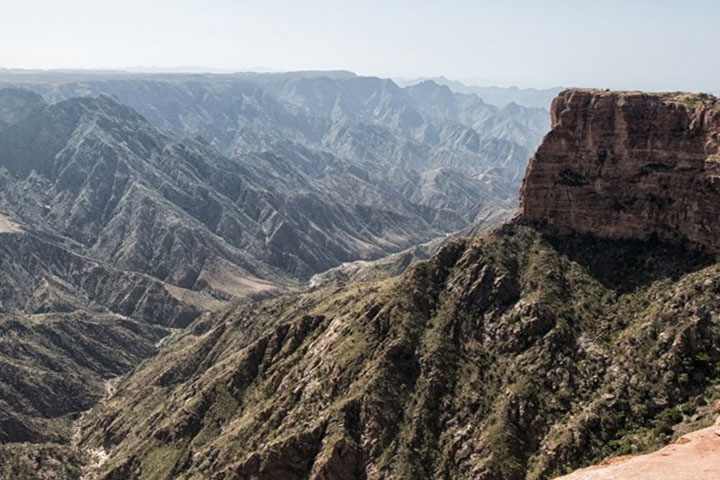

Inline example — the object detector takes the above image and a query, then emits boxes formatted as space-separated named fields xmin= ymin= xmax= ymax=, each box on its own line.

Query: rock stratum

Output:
xmin=521 ymin=89 xmax=720 ymax=252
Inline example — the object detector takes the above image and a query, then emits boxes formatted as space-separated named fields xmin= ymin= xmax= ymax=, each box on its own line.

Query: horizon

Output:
xmin=2 ymin=1 xmax=718 ymax=92
xmin=0 ymin=67 xmax=717 ymax=96
xmin=0 ymin=66 xmax=569 ymax=92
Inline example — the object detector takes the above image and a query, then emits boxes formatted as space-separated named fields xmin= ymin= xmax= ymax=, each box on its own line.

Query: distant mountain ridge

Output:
xmin=395 ymin=76 xmax=563 ymax=109
xmin=2 ymin=71 xmax=549 ymax=245
xmin=8 ymin=73 xmax=547 ymax=181
xmin=0 ymin=72 xmax=549 ymax=448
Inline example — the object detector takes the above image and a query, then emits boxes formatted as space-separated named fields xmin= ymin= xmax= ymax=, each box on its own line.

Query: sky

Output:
xmin=1 ymin=0 xmax=717 ymax=91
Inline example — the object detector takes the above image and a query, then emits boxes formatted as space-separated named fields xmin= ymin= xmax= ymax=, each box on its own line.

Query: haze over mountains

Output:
xmin=395 ymin=77 xmax=563 ymax=109
xmin=44 ymin=88 xmax=720 ymax=480
xmin=0 ymin=70 xmax=550 ymax=282
xmin=0 ymin=70 xmax=549 ymax=453
xmin=1 ymin=66 xmax=719 ymax=480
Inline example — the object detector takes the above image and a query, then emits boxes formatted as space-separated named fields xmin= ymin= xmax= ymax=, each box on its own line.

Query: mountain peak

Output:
xmin=0 ymin=87 xmax=46 ymax=128
xmin=0 ymin=94 xmax=154 ymax=177
xmin=407 ymin=79 xmax=455 ymax=96
xmin=520 ymin=88 xmax=720 ymax=252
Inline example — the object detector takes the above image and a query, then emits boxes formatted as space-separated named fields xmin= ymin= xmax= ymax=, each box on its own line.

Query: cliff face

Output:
xmin=521 ymin=89 xmax=720 ymax=252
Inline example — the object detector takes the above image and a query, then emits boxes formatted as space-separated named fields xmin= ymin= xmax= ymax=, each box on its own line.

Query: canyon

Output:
xmin=1 ymin=84 xmax=719 ymax=480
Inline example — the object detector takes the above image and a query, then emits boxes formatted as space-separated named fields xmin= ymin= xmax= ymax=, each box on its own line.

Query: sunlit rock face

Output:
xmin=521 ymin=89 xmax=720 ymax=253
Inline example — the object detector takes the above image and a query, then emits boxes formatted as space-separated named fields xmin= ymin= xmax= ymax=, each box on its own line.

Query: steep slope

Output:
xmin=0 ymin=198 xmax=213 ymax=444
xmin=0 ymin=228 xmax=211 ymax=327
xmin=4 ymin=71 xmax=548 ymax=217
xmin=0 ymin=443 xmax=85 ymax=480
xmin=0 ymin=93 xmax=285 ymax=290
xmin=0 ymin=311 xmax=167 ymax=444
xmin=75 ymin=226 xmax=720 ymax=480
xmin=67 ymin=88 xmax=720 ymax=480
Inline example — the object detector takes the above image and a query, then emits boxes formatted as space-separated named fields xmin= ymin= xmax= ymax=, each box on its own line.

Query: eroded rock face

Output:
xmin=520 ymin=89 xmax=720 ymax=252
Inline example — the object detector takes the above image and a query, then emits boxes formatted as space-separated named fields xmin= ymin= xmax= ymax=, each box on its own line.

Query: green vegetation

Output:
xmin=0 ymin=443 xmax=84 ymax=480
xmin=141 ymin=446 xmax=184 ymax=480
xmin=70 ymin=226 xmax=720 ymax=480
xmin=668 ymin=92 xmax=718 ymax=109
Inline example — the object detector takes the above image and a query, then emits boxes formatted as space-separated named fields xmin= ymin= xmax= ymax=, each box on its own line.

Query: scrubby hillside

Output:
xmin=71 ymin=225 xmax=720 ymax=479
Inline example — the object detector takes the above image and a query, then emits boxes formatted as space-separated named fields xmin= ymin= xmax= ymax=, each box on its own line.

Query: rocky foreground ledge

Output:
xmin=520 ymin=89 xmax=720 ymax=253
xmin=557 ymin=416 xmax=720 ymax=480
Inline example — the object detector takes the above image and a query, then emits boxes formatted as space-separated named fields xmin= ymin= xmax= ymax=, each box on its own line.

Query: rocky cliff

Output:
xmin=521 ymin=89 xmax=720 ymax=252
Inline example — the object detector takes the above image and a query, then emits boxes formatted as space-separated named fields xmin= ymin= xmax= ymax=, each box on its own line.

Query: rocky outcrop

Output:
xmin=520 ymin=89 xmax=720 ymax=253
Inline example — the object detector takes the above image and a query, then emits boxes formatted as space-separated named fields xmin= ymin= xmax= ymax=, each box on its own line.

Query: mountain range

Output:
xmin=0 ymin=71 xmax=549 ymax=453
xmin=394 ymin=76 xmax=563 ymax=109
xmin=59 ymin=88 xmax=720 ymax=480
xmin=1 ymin=77 xmax=718 ymax=479
xmin=0 ymin=71 xmax=551 ymax=288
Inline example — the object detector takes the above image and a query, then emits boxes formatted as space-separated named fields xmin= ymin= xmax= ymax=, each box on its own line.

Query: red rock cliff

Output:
xmin=520 ymin=89 xmax=720 ymax=252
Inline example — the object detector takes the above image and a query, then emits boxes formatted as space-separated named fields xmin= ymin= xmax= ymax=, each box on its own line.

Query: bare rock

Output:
xmin=521 ymin=89 xmax=720 ymax=253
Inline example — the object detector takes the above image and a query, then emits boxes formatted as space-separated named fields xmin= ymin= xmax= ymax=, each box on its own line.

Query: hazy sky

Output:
xmin=2 ymin=0 xmax=717 ymax=91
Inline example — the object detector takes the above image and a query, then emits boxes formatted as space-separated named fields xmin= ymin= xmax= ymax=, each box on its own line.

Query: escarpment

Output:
xmin=520 ymin=89 xmax=720 ymax=252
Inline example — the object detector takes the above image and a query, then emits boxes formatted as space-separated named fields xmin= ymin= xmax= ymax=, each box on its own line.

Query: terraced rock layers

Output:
xmin=521 ymin=89 xmax=720 ymax=253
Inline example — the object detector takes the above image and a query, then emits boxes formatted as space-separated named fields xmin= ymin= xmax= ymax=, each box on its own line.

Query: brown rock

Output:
xmin=520 ymin=89 xmax=720 ymax=253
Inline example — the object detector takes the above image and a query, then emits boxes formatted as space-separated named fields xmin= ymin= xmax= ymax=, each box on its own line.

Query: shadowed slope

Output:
xmin=75 ymin=225 xmax=720 ymax=479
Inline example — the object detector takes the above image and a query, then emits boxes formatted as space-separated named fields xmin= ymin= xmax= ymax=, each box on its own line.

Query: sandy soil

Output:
xmin=0 ymin=213 xmax=22 ymax=233
xmin=195 ymin=258 xmax=278 ymax=298
xmin=556 ymin=418 xmax=720 ymax=479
